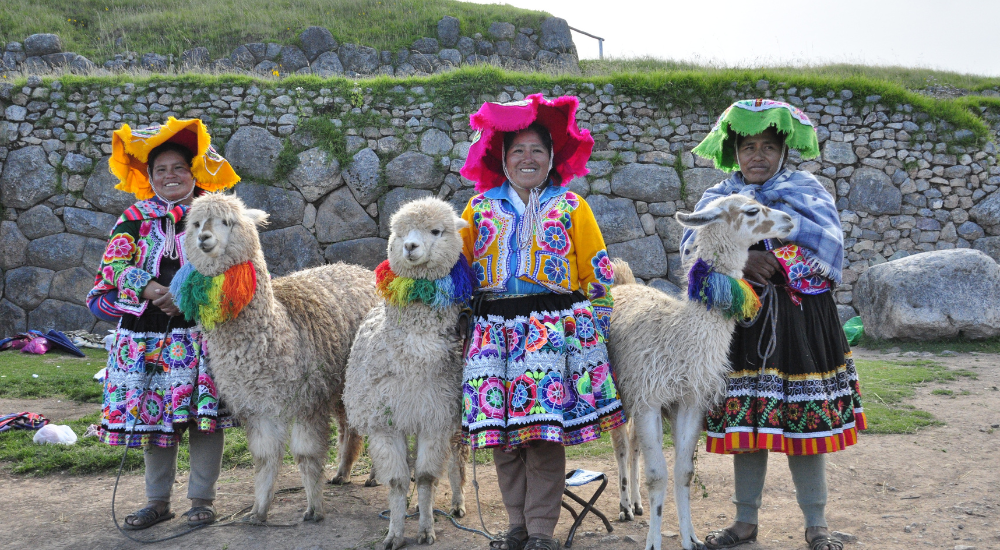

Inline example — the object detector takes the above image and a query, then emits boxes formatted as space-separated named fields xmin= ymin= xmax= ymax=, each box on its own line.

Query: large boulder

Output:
xmin=287 ymin=148 xmax=342 ymax=202
xmin=225 ymin=126 xmax=283 ymax=180
xmin=848 ymin=167 xmax=901 ymax=215
xmin=278 ymin=45 xmax=309 ymax=72
xmin=0 ymin=221 xmax=29 ymax=270
xmin=822 ymin=141 xmax=858 ymax=165
xmin=16 ymin=205 xmax=63 ymax=239
xmin=299 ymin=26 xmax=338 ymax=62
xmin=489 ymin=22 xmax=516 ymax=40
xmin=338 ymin=44 xmax=380 ymax=74
xmin=587 ymin=195 xmax=643 ymax=244
xmin=539 ymin=18 xmax=574 ymax=53
xmin=26 ymin=233 xmax=86 ymax=270
xmin=63 ymin=207 xmax=117 ymax=238
xmin=682 ymin=168 xmax=727 ymax=210
xmin=611 ymin=164 xmax=682 ymax=203
xmin=854 ymin=249 xmax=1000 ymax=340
xmin=970 ymin=191 xmax=1000 ymax=233
xmin=972 ymin=236 xmax=1000 ymax=262
xmin=5 ymin=266 xmax=54 ymax=310
xmin=314 ymin=187 xmax=378 ymax=243
xmin=512 ymin=33 xmax=539 ymax=61
xmin=311 ymin=51 xmax=344 ymax=76
xmin=607 ymin=236 xmax=669 ymax=280
xmin=258 ymin=225 xmax=322 ymax=276
xmin=0 ymin=146 xmax=59 ymax=209
xmin=655 ymin=216 xmax=685 ymax=253
xmin=420 ymin=128 xmax=454 ymax=155
xmin=84 ymin=157 xmax=136 ymax=214
xmin=324 ymin=237 xmax=387 ymax=270
xmin=378 ymin=187 xmax=433 ymax=238
xmin=343 ymin=148 xmax=383 ymax=206
xmin=28 ymin=299 xmax=95 ymax=332
xmin=81 ymin=237 xmax=108 ymax=274
xmin=384 ymin=152 xmax=443 ymax=189
xmin=24 ymin=34 xmax=62 ymax=58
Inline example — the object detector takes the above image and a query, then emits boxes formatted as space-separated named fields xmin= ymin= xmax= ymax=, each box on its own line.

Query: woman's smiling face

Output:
xmin=505 ymin=128 xmax=550 ymax=190
xmin=149 ymin=150 xmax=195 ymax=204
xmin=737 ymin=127 xmax=785 ymax=184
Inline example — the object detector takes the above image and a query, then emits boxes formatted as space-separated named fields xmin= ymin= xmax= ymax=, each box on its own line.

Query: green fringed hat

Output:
xmin=692 ymin=99 xmax=820 ymax=172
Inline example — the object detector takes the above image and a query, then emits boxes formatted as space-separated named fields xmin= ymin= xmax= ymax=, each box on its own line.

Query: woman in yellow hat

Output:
xmin=86 ymin=118 xmax=240 ymax=530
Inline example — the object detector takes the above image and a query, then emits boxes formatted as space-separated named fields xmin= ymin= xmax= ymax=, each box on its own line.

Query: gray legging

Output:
xmin=732 ymin=450 xmax=828 ymax=529
xmin=144 ymin=429 xmax=225 ymax=503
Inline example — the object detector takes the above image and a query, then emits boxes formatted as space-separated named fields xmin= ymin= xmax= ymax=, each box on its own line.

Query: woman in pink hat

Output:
xmin=459 ymin=95 xmax=626 ymax=550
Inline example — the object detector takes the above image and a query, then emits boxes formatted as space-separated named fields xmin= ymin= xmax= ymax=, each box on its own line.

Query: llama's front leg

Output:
xmin=447 ymin=431 xmax=468 ymax=518
xmin=671 ymin=405 xmax=706 ymax=550
xmin=291 ymin=415 xmax=330 ymax=522
xmin=635 ymin=407 xmax=668 ymax=550
xmin=245 ymin=417 xmax=288 ymax=524
xmin=415 ymin=432 xmax=449 ymax=544
xmin=369 ymin=432 xmax=409 ymax=550
xmin=610 ymin=422 xmax=635 ymax=520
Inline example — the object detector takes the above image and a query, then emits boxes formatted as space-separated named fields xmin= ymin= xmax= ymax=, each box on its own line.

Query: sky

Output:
xmin=467 ymin=0 xmax=1000 ymax=76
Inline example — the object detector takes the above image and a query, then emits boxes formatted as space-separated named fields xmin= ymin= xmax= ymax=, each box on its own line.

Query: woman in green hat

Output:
xmin=682 ymin=100 xmax=866 ymax=550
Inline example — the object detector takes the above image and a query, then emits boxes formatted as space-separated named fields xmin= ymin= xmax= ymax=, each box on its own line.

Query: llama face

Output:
xmin=676 ymin=195 xmax=794 ymax=248
xmin=387 ymin=197 xmax=468 ymax=280
xmin=190 ymin=215 xmax=234 ymax=258
xmin=184 ymin=194 xmax=269 ymax=275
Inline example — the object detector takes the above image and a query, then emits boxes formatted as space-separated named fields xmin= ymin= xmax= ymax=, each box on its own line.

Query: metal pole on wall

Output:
xmin=568 ymin=26 xmax=605 ymax=60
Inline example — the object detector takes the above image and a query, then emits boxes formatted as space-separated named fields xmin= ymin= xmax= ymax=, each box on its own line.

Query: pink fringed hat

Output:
xmin=461 ymin=94 xmax=594 ymax=193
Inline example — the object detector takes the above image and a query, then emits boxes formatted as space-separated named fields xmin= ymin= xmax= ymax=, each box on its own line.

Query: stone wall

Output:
xmin=0 ymin=17 xmax=579 ymax=78
xmin=1 ymin=75 xmax=999 ymax=335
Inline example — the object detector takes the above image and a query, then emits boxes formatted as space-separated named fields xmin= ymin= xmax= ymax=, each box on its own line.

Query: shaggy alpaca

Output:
xmin=344 ymin=197 xmax=472 ymax=550
xmin=175 ymin=193 xmax=378 ymax=523
xmin=608 ymin=194 xmax=794 ymax=550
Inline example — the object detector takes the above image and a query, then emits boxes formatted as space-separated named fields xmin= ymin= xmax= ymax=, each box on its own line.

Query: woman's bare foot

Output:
xmin=186 ymin=498 xmax=215 ymax=523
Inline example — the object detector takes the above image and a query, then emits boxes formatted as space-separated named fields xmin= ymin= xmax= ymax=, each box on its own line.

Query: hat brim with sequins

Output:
xmin=460 ymin=94 xmax=594 ymax=193
xmin=692 ymin=99 xmax=820 ymax=172
xmin=110 ymin=117 xmax=240 ymax=200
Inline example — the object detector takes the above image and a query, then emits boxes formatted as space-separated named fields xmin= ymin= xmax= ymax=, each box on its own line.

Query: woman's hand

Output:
xmin=141 ymin=281 xmax=181 ymax=317
xmin=743 ymin=250 xmax=783 ymax=286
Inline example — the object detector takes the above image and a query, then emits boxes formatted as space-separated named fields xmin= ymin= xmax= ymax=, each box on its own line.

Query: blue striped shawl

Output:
xmin=680 ymin=168 xmax=844 ymax=284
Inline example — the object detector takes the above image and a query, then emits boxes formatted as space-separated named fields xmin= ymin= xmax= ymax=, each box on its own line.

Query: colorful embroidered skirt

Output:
xmin=462 ymin=291 xmax=626 ymax=451
xmin=99 ymin=311 xmax=236 ymax=448
xmin=706 ymin=289 xmax=866 ymax=456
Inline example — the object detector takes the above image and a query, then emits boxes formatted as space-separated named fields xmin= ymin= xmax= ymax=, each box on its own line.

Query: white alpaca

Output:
xmin=344 ymin=197 xmax=471 ymax=550
xmin=608 ymin=194 xmax=794 ymax=550
xmin=179 ymin=193 xmax=379 ymax=524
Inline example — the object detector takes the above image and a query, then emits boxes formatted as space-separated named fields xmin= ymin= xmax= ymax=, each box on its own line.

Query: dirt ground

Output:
xmin=2 ymin=348 xmax=998 ymax=550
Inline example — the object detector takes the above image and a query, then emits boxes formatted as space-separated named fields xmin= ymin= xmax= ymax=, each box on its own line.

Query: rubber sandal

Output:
xmin=807 ymin=534 xmax=844 ymax=550
xmin=489 ymin=526 xmax=529 ymax=550
xmin=524 ymin=535 xmax=561 ymax=550
xmin=182 ymin=504 xmax=217 ymax=526
xmin=705 ymin=525 xmax=758 ymax=549
xmin=123 ymin=506 xmax=175 ymax=530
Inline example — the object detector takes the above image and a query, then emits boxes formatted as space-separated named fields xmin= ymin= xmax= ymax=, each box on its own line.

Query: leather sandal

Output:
xmin=806 ymin=533 xmax=844 ymax=550
xmin=489 ymin=526 xmax=529 ymax=550
xmin=123 ymin=506 xmax=175 ymax=530
xmin=705 ymin=525 xmax=758 ymax=549
xmin=182 ymin=504 xmax=217 ymax=527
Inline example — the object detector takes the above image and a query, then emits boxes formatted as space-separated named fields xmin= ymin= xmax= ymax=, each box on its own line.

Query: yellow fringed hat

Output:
xmin=110 ymin=117 xmax=240 ymax=200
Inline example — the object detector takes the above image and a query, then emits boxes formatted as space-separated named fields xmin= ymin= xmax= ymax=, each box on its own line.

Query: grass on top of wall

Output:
xmin=0 ymin=0 xmax=549 ymax=65
xmin=581 ymin=57 xmax=1000 ymax=93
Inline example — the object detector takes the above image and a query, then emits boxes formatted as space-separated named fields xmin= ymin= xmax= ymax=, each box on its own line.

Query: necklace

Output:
xmin=686 ymin=258 xmax=761 ymax=319
xmin=375 ymin=258 xmax=476 ymax=309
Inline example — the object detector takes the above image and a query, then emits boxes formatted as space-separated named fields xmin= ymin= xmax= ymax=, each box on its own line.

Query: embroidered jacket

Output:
xmin=460 ymin=184 xmax=615 ymax=337
xmin=86 ymin=198 xmax=188 ymax=317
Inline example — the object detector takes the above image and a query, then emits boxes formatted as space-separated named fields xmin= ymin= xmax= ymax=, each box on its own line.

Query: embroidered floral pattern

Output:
xmin=542 ymin=257 xmax=568 ymax=284
xmin=539 ymin=220 xmax=570 ymax=255
xmin=591 ymin=250 xmax=614 ymax=285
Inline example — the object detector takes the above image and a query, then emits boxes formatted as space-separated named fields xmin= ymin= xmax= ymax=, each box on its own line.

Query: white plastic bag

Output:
xmin=33 ymin=424 xmax=78 ymax=445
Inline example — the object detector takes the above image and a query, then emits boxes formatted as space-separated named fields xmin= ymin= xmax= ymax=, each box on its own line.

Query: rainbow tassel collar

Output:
xmin=170 ymin=261 xmax=258 ymax=330
xmin=687 ymin=258 xmax=761 ymax=319
xmin=375 ymin=258 xmax=475 ymax=309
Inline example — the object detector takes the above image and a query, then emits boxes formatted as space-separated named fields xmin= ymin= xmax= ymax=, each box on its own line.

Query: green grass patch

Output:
xmin=298 ymin=117 xmax=351 ymax=166
xmin=0 ymin=348 xmax=106 ymax=402
xmin=857 ymin=333 xmax=1000 ymax=354
xmin=0 ymin=0 xmax=549 ymax=65
xmin=852 ymin=358 xmax=976 ymax=434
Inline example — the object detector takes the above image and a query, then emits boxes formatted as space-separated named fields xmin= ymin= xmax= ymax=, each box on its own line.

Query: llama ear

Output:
xmin=244 ymin=208 xmax=270 ymax=227
xmin=676 ymin=206 xmax=723 ymax=228
xmin=454 ymin=217 xmax=469 ymax=230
